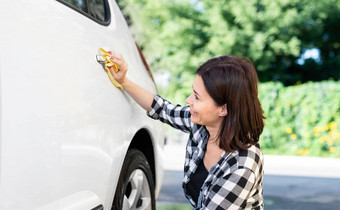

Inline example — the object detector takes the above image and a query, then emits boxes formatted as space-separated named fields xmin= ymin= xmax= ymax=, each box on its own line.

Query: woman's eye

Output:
xmin=194 ymin=95 xmax=199 ymax=100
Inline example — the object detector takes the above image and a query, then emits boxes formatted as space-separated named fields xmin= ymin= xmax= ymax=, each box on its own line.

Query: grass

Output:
xmin=156 ymin=202 xmax=192 ymax=210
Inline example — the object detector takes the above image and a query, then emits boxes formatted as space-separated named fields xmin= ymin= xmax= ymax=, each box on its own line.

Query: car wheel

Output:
xmin=112 ymin=149 xmax=155 ymax=210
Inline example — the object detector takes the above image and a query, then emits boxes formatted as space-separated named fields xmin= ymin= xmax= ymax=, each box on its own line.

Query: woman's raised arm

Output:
xmin=109 ymin=53 xmax=154 ymax=111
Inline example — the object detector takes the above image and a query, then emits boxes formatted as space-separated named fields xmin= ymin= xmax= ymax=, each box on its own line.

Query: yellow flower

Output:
xmin=305 ymin=132 xmax=311 ymax=138
xmin=291 ymin=134 xmax=297 ymax=140
xmin=286 ymin=128 xmax=292 ymax=134
xmin=329 ymin=122 xmax=337 ymax=130
xmin=314 ymin=132 xmax=320 ymax=137
xmin=330 ymin=147 xmax=336 ymax=153
xmin=322 ymin=125 xmax=329 ymax=132
xmin=329 ymin=131 xmax=337 ymax=139
xmin=313 ymin=126 xmax=319 ymax=132
xmin=319 ymin=137 xmax=325 ymax=143
xmin=327 ymin=140 xmax=333 ymax=146
xmin=298 ymin=149 xmax=308 ymax=156
xmin=336 ymin=133 xmax=340 ymax=140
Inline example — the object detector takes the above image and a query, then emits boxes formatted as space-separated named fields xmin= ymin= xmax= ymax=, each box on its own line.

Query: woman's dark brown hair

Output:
xmin=196 ymin=55 xmax=265 ymax=152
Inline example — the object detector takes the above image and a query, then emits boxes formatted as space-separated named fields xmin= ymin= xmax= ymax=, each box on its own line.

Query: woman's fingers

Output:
xmin=111 ymin=57 xmax=122 ymax=64
xmin=111 ymin=57 xmax=128 ymax=72
xmin=110 ymin=53 xmax=125 ymax=65
xmin=107 ymin=53 xmax=128 ymax=85
xmin=110 ymin=51 xmax=121 ymax=58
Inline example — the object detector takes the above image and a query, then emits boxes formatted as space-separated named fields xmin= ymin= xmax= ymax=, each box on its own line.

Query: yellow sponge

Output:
xmin=99 ymin=48 xmax=123 ymax=90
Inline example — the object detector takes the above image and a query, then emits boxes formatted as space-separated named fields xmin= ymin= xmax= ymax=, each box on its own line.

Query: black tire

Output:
xmin=112 ymin=149 xmax=155 ymax=210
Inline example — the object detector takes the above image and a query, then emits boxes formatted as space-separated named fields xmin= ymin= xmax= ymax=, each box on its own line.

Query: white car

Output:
xmin=0 ymin=0 xmax=164 ymax=209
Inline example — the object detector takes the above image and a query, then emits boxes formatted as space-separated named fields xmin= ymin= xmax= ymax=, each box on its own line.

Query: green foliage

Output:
xmin=259 ymin=80 xmax=340 ymax=157
xmin=117 ymin=0 xmax=340 ymax=102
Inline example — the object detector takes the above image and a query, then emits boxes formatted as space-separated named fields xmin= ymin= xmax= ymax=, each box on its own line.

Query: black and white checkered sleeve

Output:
xmin=147 ymin=94 xmax=192 ymax=132
xmin=204 ymin=168 xmax=256 ymax=210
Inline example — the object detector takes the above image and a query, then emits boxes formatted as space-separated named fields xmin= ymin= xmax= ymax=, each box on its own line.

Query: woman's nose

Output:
xmin=185 ymin=94 xmax=192 ymax=105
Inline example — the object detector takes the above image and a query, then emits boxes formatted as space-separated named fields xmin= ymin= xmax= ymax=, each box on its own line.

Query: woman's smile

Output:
xmin=190 ymin=109 xmax=198 ymax=116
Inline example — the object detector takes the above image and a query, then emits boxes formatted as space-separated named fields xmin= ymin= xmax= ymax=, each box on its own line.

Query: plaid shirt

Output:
xmin=147 ymin=95 xmax=264 ymax=210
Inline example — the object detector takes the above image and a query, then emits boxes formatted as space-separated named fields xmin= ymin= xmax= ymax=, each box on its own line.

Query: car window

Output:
xmin=88 ymin=0 xmax=106 ymax=22
xmin=61 ymin=0 xmax=88 ymax=13
xmin=58 ymin=0 xmax=110 ymax=25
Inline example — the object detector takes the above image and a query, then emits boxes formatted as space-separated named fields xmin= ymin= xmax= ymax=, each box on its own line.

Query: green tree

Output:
xmin=117 ymin=0 xmax=340 ymax=103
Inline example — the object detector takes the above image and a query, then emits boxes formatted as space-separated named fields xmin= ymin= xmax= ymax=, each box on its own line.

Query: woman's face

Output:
xmin=185 ymin=75 xmax=226 ymax=128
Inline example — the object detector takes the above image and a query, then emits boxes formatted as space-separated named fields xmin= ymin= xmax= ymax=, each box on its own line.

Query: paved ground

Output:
xmin=157 ymin=130 xmax=340 ymax=210
xmin=263 ymin=175 xmax=340 ymax=210
xmin=158 ymin=171 xmax=340 ymax=210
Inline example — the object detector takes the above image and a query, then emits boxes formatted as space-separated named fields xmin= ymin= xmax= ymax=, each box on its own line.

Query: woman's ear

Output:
xmin=219 ymin=104 xmax=228 ymax=117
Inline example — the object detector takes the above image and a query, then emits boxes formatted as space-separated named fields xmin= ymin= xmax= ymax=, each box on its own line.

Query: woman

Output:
xmin=109 ymin=54 xmax=265 ymax=209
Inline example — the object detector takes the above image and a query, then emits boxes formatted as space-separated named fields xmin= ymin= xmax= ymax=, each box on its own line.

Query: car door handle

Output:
xmin=96 ymin=54 xmax=106 ymax=64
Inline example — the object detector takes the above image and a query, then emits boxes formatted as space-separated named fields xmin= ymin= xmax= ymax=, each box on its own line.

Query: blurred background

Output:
xmin=115 ymin=0 xmax=340 ymax=209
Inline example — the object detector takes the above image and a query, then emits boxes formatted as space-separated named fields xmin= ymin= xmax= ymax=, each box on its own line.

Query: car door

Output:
xmin=0 ymin=0 xmax=159 ymax=209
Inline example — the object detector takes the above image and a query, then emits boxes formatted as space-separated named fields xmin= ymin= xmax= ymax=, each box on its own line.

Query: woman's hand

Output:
xmin=109 ymin=53 xmax=128 ymax=86
xmin=107 ymin=52 xmax=154 ymax=111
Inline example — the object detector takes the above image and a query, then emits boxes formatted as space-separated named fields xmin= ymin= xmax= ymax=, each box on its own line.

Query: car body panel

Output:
xmin=0 ymin=0 xmax=164 ymax=209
